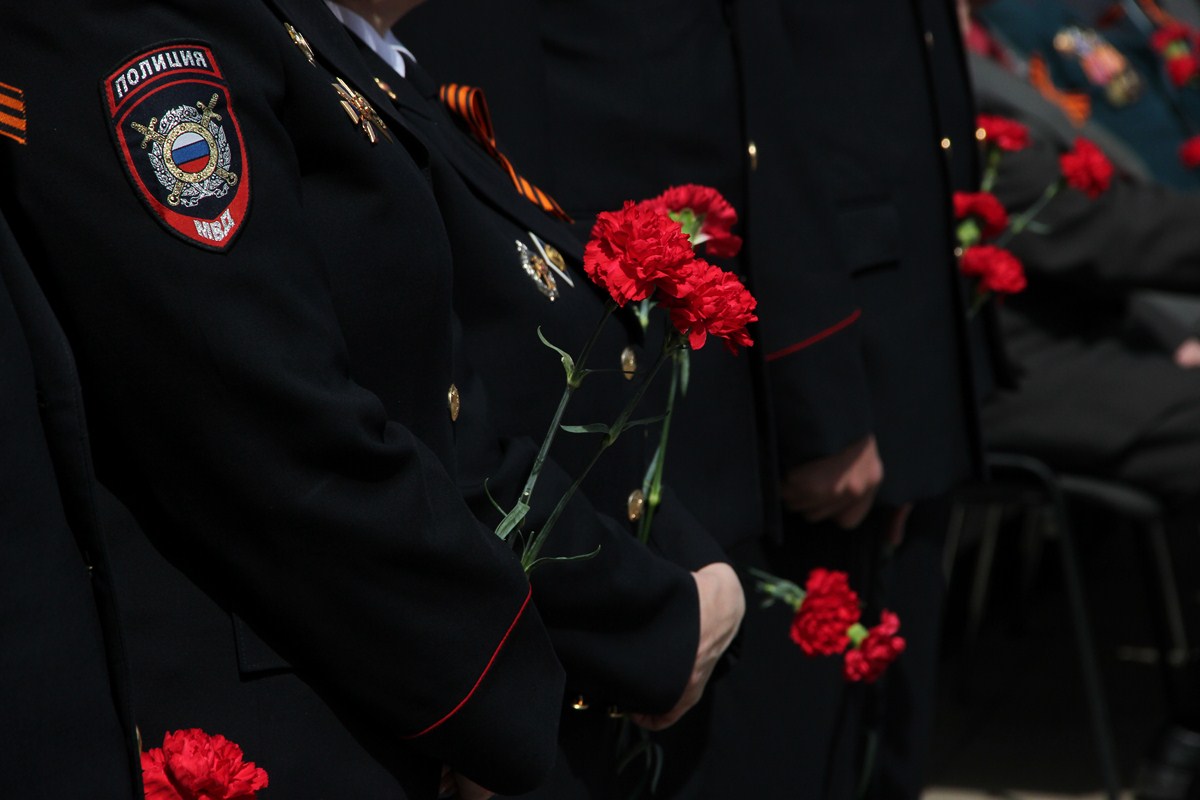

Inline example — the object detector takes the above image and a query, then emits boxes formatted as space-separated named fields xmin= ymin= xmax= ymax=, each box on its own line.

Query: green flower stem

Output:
xmin=521 ymin=337 xmax=676 ymax=571
xmin=514 ymin=303 xmax=616 ymax=514
xmin=747 ymin=567 xmax=807 ymax=611
xmin=995 ymin=179 xmax=1062 ymax=248
xmin=980 ymin=147 xmax=1001 ymax=193
xmin=636 ymin=330 xmax=686 ymax=545
xmin=967 ymin=287 xmax=989 ymax=319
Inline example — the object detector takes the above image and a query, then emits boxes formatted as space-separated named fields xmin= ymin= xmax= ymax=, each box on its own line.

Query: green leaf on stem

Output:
xmin=536 ymin=326 xmax=575 ymax=382
xmin=523 ymin=545 xmax=601 ymax=575
xmin=495 ymin=500 xmax=530 ymax=541
xmin=620 ymin=414 xmax=666 ymax=433
xmin=560 ymin=422 xmax=611 ymax=435
xmin=481 ymin=479 xmax=506 ymax=517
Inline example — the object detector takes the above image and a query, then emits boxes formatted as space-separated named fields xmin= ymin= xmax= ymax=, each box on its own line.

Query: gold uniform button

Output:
xmin=571 ymin=695 xmax=590 ymax=711
xmin=620 ymin=346 xmax=638 ymax=380
xmin=447 ymin=383 xmax=461 ymax=422
xmin=954 ymin=246 xmax=964 ymax=258
xmin=940 ymin=137 xmax=952 ymax=152
xmin=627 ymin=489 xmax=646 ymax=522
xmin=975 ymin=127 xmax=987 ymax=142
xmin=925 ymin=31 xmax=934 ymax=47
xmin=747 ymin=140 xmax=759 ymax=171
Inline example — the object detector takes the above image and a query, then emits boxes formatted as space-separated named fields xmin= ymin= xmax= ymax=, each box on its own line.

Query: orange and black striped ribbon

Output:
xmin=0 ymin=82 xmax=27 ymax=145
xmin=439 ymin=83 xmax=572 ymax=223
xmin=1028 ymin=54 xmax=1092 ymax=127
xmin=1136 ymin=0 xmax=1175 ymax=28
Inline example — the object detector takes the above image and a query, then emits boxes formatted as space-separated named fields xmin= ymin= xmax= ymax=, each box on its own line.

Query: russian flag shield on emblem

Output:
xmin=102 ymin=41 xmax=251 ymax=251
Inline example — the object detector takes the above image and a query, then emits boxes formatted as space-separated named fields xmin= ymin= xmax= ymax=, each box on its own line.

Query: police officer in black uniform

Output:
xmin=0 ymin=0 xmax=743 ymax=797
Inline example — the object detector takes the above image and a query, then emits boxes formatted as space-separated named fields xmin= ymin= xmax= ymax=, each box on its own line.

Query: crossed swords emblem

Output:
xmin=131 ymin=93 xmax=239 ymax=207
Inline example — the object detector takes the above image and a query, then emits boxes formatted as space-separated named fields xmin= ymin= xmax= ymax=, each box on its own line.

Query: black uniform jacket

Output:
xmin=0 ymin=0 xmax=567 ymax=796
xmin=0 ymin=211 xmax=140 ymax=799
xmin=400 ymin=0 xmax=777 ymax=550
xmin=764 ymin=0 xmax=987 ymax=501
xmin=339 ymin=15 xmax=728 ymax=712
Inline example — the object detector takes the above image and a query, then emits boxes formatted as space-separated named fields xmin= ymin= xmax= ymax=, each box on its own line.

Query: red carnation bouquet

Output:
xmin=958 ymin=115 xmax=1114 ymax=314
xmin=751 ymin=567 xmax=905 ymax=684
xmin=495 ymin=185 xmax=756 ymax=570
xmin=142 ymin=729 xmax=268 ymax=800
xmin=1151 ymin=21 xmax=1200 ymax=88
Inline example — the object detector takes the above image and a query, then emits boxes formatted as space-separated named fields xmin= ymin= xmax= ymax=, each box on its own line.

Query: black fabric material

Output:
xmin=0 ymin=212 xmax=140 ymax=799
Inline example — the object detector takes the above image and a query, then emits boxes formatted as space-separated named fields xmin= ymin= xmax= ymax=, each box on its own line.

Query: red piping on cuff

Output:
xmin=765 ymin=309 xmax=862 ymax=363
xmin=402 ymin=585 xmax=534 ymax=740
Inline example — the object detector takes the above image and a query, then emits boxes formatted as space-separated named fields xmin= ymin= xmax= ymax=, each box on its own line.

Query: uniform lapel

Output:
xmin=258 ymin=0 xmax=417 ymax=142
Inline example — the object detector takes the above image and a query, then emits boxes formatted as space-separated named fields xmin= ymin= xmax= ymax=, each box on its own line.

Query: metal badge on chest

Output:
xmin=517 ymin=231 xmax=574 ymax=301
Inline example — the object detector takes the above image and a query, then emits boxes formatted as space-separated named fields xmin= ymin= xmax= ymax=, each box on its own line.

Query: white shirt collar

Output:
xmin=325 ymin=2 xmax=414 ymax=77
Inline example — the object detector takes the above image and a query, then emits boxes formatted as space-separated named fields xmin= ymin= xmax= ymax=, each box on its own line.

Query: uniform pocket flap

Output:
xmin=836 ymin=202 xmax=901 ymax=273
xmin=231 ymin=613 xmax=292 ymax=675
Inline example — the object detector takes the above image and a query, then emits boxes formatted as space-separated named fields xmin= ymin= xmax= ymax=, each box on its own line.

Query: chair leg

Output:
xmin=1146 ymin=519 xmax=1190 ymax=665
xmin=1052 ymin=493 xmax=1123 ymax=800
xmin=943 ymin=501 xmax=967 ymax=584
xmin=964 ymin=504 xmax=1003 ymax=654
xmin=1014 ymin=504 xmax=1046 ymax=633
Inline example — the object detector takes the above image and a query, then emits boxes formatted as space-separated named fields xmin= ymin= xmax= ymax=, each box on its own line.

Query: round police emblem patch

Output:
xmin=103 ymin=42 xmax=251 ymax=251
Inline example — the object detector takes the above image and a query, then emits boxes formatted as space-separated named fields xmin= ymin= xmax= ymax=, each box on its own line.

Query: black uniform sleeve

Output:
xmin=453 ymin=369 xmax=702 ymax=715
xmin=994 ymin=134 xmax=1200 ymax=296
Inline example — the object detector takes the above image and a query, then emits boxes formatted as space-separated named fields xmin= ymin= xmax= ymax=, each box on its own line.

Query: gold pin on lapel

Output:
xmin=285 ymin=23 xmax=315 ymax=65
xmin=517 ymin=240 xmax=559 ymax=301
xmin=374 ymin=77 xmax=398 ymax=102
xmin=332 ymin=77 xmax=392 ymax=144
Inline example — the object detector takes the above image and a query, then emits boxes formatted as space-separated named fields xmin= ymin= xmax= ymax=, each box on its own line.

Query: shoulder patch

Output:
xmin=0 ymin=81 xmax=27 ymax=145
xmin=102 ymin=42 xmax=250 ymax=251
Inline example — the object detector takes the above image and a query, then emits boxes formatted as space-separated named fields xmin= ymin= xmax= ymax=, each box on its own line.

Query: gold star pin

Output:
xmin=285 ymin=23 xmax=315 ymax=65
xmin=332 ymin=77 xmax=391 ymax=144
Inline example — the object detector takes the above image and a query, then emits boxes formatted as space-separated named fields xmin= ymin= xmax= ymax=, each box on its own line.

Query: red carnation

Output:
xmin=959 ymin=245 xmax=1027 ymax=295
xmin=1167 ymin=53 xmax=1198 ymax=87
xmin=642 ymin=184 xmax=744 ymax=258
xmin=1181 ymin=135 xmax=1200 ymax=169
xmin=1059 ymin=138 xmax=1113 ymax=198
xmin=844 ymin=611 xmax=906 ymax=683
xmin=1151 ymin=22 xmax=1192 ymax=53
xmin=141 ymin=729 xmax=268 ymax=800
xmin=788 ymin=569 xmax=861 ymax=656
xmin=583 ymin=201 xmax=698 ymax=306
xmin=661 ymin=260 xmax=757 ymax=352
xmin=953 ymin=191 xmax=1009 ymax=240
xmin=975 ymin=114 xmax=1030 ymax=152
